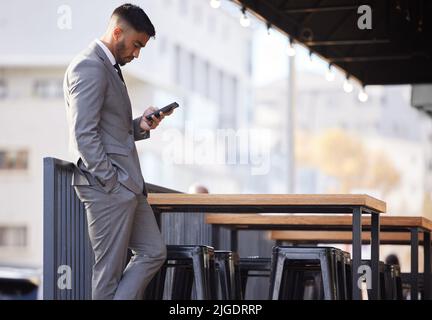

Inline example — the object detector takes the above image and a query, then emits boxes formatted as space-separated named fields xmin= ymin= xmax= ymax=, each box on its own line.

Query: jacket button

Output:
xmin=128 ymin=130 xmax=133 ymax=135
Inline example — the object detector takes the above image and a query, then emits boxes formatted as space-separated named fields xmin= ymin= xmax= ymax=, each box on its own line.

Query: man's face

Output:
xmin=113 ymin=27 xmax=150 ymax=66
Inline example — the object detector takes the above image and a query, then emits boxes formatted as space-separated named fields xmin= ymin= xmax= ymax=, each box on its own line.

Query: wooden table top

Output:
xmin=204 ymin=214 xmax=432 ymax=231
xmin=148 ymin=194 xmax=386 ymax=213
xmin=269 ymin=230 xmax=428 ymax=245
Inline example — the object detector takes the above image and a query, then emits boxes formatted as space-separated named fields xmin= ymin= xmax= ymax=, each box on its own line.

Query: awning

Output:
xmin=235 ymin=0 xmax=432 ymax=85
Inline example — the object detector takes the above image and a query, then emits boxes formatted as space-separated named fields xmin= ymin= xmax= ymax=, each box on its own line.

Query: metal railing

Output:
xmin=43 ymin=157 xmax=187 ymax=300
xmin=43 ymin=157 xmax=92 ymax=300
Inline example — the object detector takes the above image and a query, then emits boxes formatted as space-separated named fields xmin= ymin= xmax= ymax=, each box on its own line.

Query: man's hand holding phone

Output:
xmin=139 ymin=102 xmax=178 ymax=131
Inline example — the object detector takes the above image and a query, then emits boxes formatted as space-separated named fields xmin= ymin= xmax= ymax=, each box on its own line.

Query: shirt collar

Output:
xmin=95 ymin=39 xmax=116 ymax=66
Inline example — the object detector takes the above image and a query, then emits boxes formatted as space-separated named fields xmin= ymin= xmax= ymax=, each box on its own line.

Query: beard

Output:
xmin=114 ymin=40 xmax=128 ymax=66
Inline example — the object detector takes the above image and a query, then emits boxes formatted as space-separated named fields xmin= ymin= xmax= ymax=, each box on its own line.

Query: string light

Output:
xmin=405 ymin=9 xmax=411 ymax=21
xmin=358 ymin=86 xmax=368 ymax=102
xmin=209 ymin=0 xmax=221 ymax=9
xmin=234 ymin=2 xmax=363 ymax=99
xmin=325 ymin=64 xmax=335 ymax=82
xmin=343 ymin=76 xmax=353 ymax=93
xmin=239 ymin=7 xmax=250 ymax=27
xmin=266 ymin=22 xmax=272 ymax=35
xmin=286 ymin=37 xmax=296 ymax=56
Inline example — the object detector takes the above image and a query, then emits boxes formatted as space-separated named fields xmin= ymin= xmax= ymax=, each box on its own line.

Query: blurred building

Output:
xmin=0 ymin=0 xmax=253 ymax=265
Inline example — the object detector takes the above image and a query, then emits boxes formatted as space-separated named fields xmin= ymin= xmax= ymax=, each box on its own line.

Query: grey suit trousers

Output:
xmin=74 ymin=182 xmax=167 ymax=300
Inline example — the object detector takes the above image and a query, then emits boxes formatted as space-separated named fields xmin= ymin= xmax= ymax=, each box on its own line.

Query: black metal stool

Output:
xmin=342 ymin=251 xmax=352 ymax=300
xmin=239 ymin=257 xmax=272 ymax=299
xmin=384 ymin=263 xmax=403 ymax=300
xmin=295 ymin=249 xmax=350 ymax=300
xmin=214 ymin=250 xmax=243 ymax=300
xmin=360 ymin=260 xmax=388 ymax=300
xmin=391 ymin=264 xmax=403 ymax=300
xmin=144 ymin=245 xmax=215 ymax=300
xmin=269 ymin=246 xmax=344 ymax=300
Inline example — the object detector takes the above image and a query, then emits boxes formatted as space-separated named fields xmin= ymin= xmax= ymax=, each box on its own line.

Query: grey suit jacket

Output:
xmin=63 ymin=41 xmax=149 ymax=195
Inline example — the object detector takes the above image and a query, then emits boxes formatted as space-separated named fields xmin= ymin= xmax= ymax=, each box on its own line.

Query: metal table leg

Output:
xmin=410 ymin=228 xmax=419 ymax=300
xmin=371 ymin=212 xmax=380 ymax=300
xmin=424 ymin=231 xmax=431 ymax=299
xmin=230 ymin=229 xmax=238 ymax=252
xmin=154 ymin=209 xmax=162 ymax=228
xmin=212 ymin=225 xmax=220 ymax=249
xmin=352 ymin=207 xmax=362 ymax=300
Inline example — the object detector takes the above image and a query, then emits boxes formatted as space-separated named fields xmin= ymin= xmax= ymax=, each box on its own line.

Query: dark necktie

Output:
xmin=113 ymin=63 xmax=125 ymax=83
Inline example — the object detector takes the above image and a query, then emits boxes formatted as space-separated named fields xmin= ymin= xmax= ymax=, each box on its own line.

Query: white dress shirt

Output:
xmin=95 ymin=39 xmax=116 ymax=66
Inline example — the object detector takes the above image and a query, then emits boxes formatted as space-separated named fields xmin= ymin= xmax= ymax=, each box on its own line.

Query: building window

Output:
xmin=179 ymin=0 xmax=188 ymax=16
xmin=159 ymin=36 xmax=168 ymax=55
xmin=209 ymin=66 xmax=222 ymax=106
xmin=189 ymin=52 xmax=195 ymax=91
xmin=208 ymin=14 xmax=216 ymax=33
xmin=204 ymin=61 xmax=210 ymax=99
xmin=217 ymin=70 xmax=224 ymax=108
xmin=246 ymin=40 xmax=253 ymax=77
xmin=0 ymin=226 xmax=27 ymax=247
xmin=33 ymin=79 xmax=63 ymax=99
xmin=174 ymin=45 xmax=190 ymax=89
xmin=174 ymin=44 xmax=181 ymax=85
xmin=0 ymin=150 xmax=29 ymax=170
xmin=0 ymin=79 xmax=7 ymax=99
xmin=194 ymin=57 xmax=206 ymax=97
xmin=219 ymin=75 xmax=238 ymax=129
xmin=193 ymin=4 xmax=203 ymax=25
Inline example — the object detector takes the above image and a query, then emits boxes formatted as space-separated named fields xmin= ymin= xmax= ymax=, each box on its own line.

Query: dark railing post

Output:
xmin=43 ymin=157 xmax=56 ymax=300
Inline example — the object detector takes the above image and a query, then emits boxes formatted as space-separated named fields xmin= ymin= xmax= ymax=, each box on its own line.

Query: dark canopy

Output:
xmin=236 ymin=0 xmax=432 ymax=85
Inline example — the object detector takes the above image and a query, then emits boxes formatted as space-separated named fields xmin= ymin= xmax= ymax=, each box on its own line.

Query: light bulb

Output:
xmin=286 ymin=41 xmax=296 ymax=56
xmin=266 ymin=23 xmax=272 ymax=36
xmin=343 ymin=79 xmax=353 ymax=93
xmin=358 ymin=88 xmax=368 ymax=102
xmin=240 ymin=12 xmax=250 ymax=27
xmin=210 ymin=0 xmax=221 ymax=9
xmin=325 ymin=67 xmax=335 ymax=81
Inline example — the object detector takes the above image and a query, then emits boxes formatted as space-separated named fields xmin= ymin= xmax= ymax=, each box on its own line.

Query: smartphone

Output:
xmin=145 ymin=102 xmax=179 ymax=121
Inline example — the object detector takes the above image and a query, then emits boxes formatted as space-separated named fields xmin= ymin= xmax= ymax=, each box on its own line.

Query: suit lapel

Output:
xmin=90 ymin=42 xmax=132 ymax=119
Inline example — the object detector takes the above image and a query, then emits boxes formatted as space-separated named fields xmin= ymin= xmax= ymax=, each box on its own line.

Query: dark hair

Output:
xmin=385 ymin=254 xmax=400 ymax=266
xmin=112 ymin=3 xmax=155 ymax=37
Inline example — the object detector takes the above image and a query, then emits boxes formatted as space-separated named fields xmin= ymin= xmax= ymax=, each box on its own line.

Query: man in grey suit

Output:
xmin=63 ymin=4 xmax=171 ymax=299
